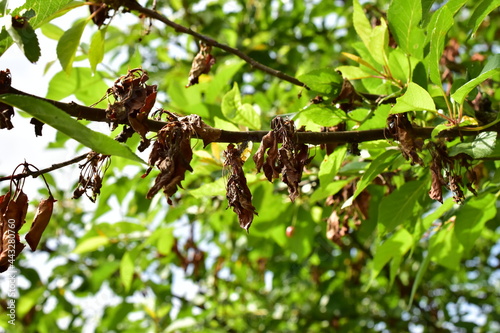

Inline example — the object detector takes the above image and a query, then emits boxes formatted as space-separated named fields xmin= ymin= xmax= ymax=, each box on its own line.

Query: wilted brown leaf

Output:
xmin=106 ymin=68 xmax=157 ymax=151
xmin=25 ymin=195 xmax=56 ymax=251
xmin=224 ymin=143 xmax=258 ymax=232
xmin=186 ymin=43 xmax=216 ymax=87
xmin=253 ymin=117 xmax=312 ymax=202
xmin=89 ymin=1 xmax=110 ymax=27
xmin=0 ymin=69 xmax=14 ymax=130
xmin=73 ymin=152 xmax=110 ymax=202
xmin=0 ymin=191 xmax=28 ymax=273
xmin=387 ymin=113 xmax=423 ymax=166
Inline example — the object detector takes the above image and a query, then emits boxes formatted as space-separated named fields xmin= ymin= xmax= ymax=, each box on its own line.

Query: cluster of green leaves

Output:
xmin=1 ymin=0 xmax=500 ymax=332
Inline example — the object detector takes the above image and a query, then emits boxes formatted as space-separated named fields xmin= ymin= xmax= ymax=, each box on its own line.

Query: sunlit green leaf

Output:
xmin=0 ymin=94 xmax=146 ymax=164
xmin=120 ymin=252 xmax=134 ymax=293
xmin=57 ymin=18 xmax=88 ymax=74
xmin=387 ymin=0 xmax=425 ymax=59
xmin=391 ymin=82 xmax=437 ymax=113
xmin=448 ymin=131 xmax=497 ymax=159
xmin=297 ymin=68 xmax=343 ymax=96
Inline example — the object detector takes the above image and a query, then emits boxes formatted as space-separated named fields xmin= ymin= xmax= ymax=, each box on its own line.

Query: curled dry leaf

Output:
xmin=224 ymin=143 xmax=258 ymax=232
xmin=186 ymin=43 xmax=215 ymax=87
xmin=106 ymin=68 xmax=157 ymax=151
xmin=145 ymin=112 xmax=201 ymax=204
xmin=325 ymin=181 xmax=369 ymax=245
xmin=387 ymin=113 xmax=423 ymax=166
xmin=25 ymin=195 xmax=56 ymax=251
xmin=427 ymin=142 xmax=477 ymax=204
xmin=73 ymin=152 xmax=111 ymax=202
xmin=253 ymin=117 xmax=312 ymax=202
xmin=0 ymin=69 xmax=14 ymax=130
xmin=0 ymin=191 xmax=28 ymax=273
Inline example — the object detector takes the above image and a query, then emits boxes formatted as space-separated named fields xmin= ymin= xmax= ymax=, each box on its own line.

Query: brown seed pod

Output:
xmin=25 ymin=195 xmax=56 ymax=251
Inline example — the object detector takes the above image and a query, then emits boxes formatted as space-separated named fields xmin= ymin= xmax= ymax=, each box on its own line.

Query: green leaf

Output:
xmin=448 ymin=131 xmax=497 ymax=159
xmin=377 ymin=180 xmax=428 ymax=234
xmin=205 ymin=60 xmax=245 ymax=104
xmin=40 ymin=22 xmax=64 ymax=40
xmin=73 ymin=235 xmax=109 ymax=254
xmin=89 ymin=28 xmax=106 ymax=73
xmin=368 ymin=228 xmax=413 ymax=287
xmin=318 ymin=146 xmax=348 ymax=186
xmin=298 ymin=105 xmax=348 ymax=127
xmin=47 ymin=67 xmax=109 ymax=106
xmin=0 ymin=0 xmax=74 ymax=55
xmin=147 ymin=227 xmax=175 ymax=256
xmin=387 ymin=0 xmax=425 ymax=59
xmin=427 ymin=6 xmax=454 ymax=86
xmin=353 ymin=0 xmax=372 ymax=52
xmin=414 ymin=197 xmax=455 ymax=243
xmin=451 ymin=54 xmax=500 ymax=105
xmin=342 ymin=149 xmax=400 ymax=208
xmin=0 ymin=94 xmax=146 ymax=164
xmin=120 ymin=252 xmax=134 ymax=293
xmin=467 ymin=0 xmax=500 ymax=38
xmin=391 ymin=82 xmax=437 ymax=113
xmin=221 ymin=83 xmax=261 ymax=129
xmin=408 ymin=249 xmax=432 ymax=307
xmin=430 ymin=225 xmax=463 ymax=270
xmin=454 ymin=193 xmax=496 ymax=253
xmin=297 ymin=68 xmax=343 ymax=96
xmin=56 ymin=18 xmax=88 ymax=74
xmin=5 ymin=15 xmax=41 ymax=63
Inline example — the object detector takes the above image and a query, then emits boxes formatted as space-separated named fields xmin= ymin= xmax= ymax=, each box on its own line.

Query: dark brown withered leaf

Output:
xmin=0 ymin=69 xmax=14 ymax=130
xmin=186 ymin=43 xmax=215 ymax=87
xmin=89 ymin=1 xmax=110 ymax=27
xmin=0 ymin=191 xmax=28 ymax=273
xmin=73 ymin=152 xmax=110 ymax=202
xmin=30 ymin=118 xmax=44 ymax=136
xmin=145 ymin=113 xmax=201 ymax=204
xmin=25 ymin=195 xmax=56 ymax=251
xmin=105 ymin=68 xmax=157 ymax=151
xmin=224 ymin=143 xmax=258 ymax=232
xmin=387 ymin=113 xmax=423 ymax=166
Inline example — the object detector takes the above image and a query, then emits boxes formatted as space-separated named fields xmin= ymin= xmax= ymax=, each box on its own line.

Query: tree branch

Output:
xmin=0 ymin=153 xmax=88 ymax=182
xmin=119 ymin=0 xmax=309 ymax=89
xmin=2 ymin=87 xmax=498 ymax=146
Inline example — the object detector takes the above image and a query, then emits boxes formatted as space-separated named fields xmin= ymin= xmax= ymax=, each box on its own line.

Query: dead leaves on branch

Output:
xmin=428 ymin=142 xmax=478 ymax=204
xmin=387 ymin=113 xmax=423 ymax=166
xmin=73 ymin=152 xmax=111 ymax=202
xmin=0 ymin=69 xmax=14 ymax=130
xmin=105 ymin=68 xmax=157 ymax=151
xmin=0 ymin=164 xmax=55 ymax=273
xmin=253 ymin=117 xmax=312 ymax=202
xmin=223 ymin=143 xmax=258 ymax=232
xmin=186 ymin=43 xmax=215 ymax=88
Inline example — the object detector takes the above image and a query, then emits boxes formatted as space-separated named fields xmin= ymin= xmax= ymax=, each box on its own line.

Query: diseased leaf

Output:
xmin=25 ymin=195 xmax=56 ymax=251
xmin=0 ymin=94 xmax=146 ymax=164
xmin=448 ymin=131 xmax=497 ymax=159
xmin=56 ymin=18 xmax=88 ymax=74
xmin=391 ymin=82 xmax=437 ymax=113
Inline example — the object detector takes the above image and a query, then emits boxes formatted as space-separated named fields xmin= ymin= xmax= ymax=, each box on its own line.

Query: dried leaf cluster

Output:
xmin=0 ymin=165 xmax=55 ymax=272
xmin=428 ymin=142 xmax=478 ymax=204
xmin=186 ymin=43 xmax=216 ymax=88
xmin=387 ymin=113 xmax=424 ymax=166
xmin=0 ymin=69 xmax=14 ymax=130
xmin=223 ymin=143 xmax=258 ymax=232
xmin=325 ymin=181 xmax=369 ymax=245
xmin=254 ymin=117 xmax=312 ymax=202
xmin=105 ymin=68 xmax=157 ymax=151
xmin=144 ymin=112 xmax=211 ymax=204
xmin=73 ymin=151 xmax=111 ymax=202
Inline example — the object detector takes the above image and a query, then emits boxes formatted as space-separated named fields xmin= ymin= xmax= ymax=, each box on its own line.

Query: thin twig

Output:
xmin=0 ymin=153 xmax=88 ymax=182
xmin=120 ymin=0 xmax=309 ymax=89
